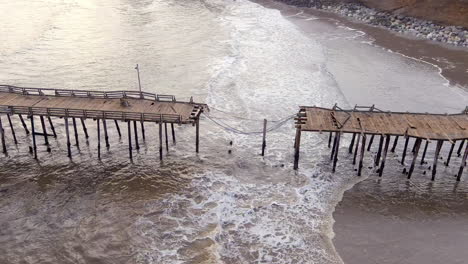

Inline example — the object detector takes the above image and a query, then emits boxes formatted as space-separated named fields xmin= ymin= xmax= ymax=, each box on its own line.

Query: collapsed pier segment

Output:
xmin=294 ymin=105 xmax=468 ymax=181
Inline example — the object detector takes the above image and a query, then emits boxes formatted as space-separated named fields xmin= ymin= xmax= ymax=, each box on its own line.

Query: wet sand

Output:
xmin=333 ymin=176 xmax=468 ymax=264
xmin=253 ymin=1 xmax=468 ymax=263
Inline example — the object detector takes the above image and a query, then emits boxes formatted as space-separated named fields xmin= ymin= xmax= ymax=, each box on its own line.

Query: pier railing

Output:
xmin=0 ymin=85 xmax=179 ymax=102
xmin=0 ymin=105 xmax=182 ymax=123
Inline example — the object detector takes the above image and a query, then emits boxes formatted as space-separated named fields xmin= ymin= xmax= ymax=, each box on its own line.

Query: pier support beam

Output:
xmin=293 ymin=127 xmax=302 ymax=170
xmin=103 ymin=119 xmax=109 ymax=148
xmin=332 ymin=132 xmax=341 ymax=173
xmin=379 ymin=135 xmax=390 ymax=177
xmin=47 ymin=116 xmax=57 ymax=138
xmin=391 ymin=136 xmax=399 ymax=152
xmin=81 ymin=118 xmax=89 ymax=139
xmin=18 ymin=114 xmax=29 ymax=135
xmin=115 ymin=120 xmax=121 ymax=138
xmin=358 ymin=134 xmax=367 ymax=176
xmin=133 ymin=121 xmax=139 ymax=150
xmin=0 ymin=116 xmax=7 ymax=154
xmin=40 ymin=116 xmax=50 ymax=147
xmin=195 ymin=118 xmax=200 ymax=153
xmin=375 ymin=135 xmax=384 ymax=166
xmin=97 ymin=119 xmax=101 ymax=160
xmin=159 ymin=122 xmax=163 ymax=160
xmin=401 ymin=137 xmax=410 ymax=164
xmin=7 ymin=114 xmax=17 ymax=144
xmin=457 ymin=140 xmax=465 ymax=157
xmin=420 ymin=140 xmax=429 ymax=165
xmin=65 ymin=117 xmax=71 ymax=158
xmin=431 ymin=140 xmax=443 ymax=181
xmin=128 ymin=121 xmax=133 ymax=161
xmin=457 ymin=143 xmax=468 ymax=181
xmin=330 ymin=132 xmax=337 ymax=160
xmin=31 ymin=115 xmax=37 ymax=159
xmin=141 ymin=121 xmax=145 ymax=141
xmin=171 ymin=123 xmax=176 ymax=144
xmin=349 ymin=133 xmax=356 ymax=154
xmin=352 ymin=133 xmax=361 ymax=165
xmin=261 ymin=119 xmax=267 ymax=156
xmin=408 ymin=138 xmax=422 ymax=179
xmin=165 ymin=123 xmax=169 ymax=152
xmin=40 ymin=116 xmax=51 ymax=153
xmin=72 ymin=118 xmax=79 ymax=148
xmin=445 ymin=141 xmax=456 ymax=166
xmin=367 ymin=135 xmax=374 ymax=151
xmin=328 ymin=132 xmax=332 ymax=148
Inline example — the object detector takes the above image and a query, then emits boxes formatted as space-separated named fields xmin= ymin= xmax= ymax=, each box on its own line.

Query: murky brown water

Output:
xmin=1 ymin=0 xmax=467 ymax=263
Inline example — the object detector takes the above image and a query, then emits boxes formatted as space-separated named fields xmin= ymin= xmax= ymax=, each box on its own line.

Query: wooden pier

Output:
xmin=0 ymin=85 xmax=206 ymax=160
xmin=294 ymin=105 xmax=468 ymax=181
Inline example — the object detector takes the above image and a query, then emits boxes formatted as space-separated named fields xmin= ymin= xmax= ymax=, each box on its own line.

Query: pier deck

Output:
xmin=0 ymin=85 xmax=203 ymax=123
xmin=294 ymin=105 xmax=468 ymax=181
xmin=0 ymin=85 xmax=206 ymax=160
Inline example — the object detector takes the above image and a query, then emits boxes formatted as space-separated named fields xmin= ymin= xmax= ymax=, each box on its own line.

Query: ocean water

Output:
xmin=0 ymin=0 xmax=467 ymax=263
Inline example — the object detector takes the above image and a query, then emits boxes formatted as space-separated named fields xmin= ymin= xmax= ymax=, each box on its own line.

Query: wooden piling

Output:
xmin=328 ymin=132 xmax=332 ymax=148
xmin=332 ymin=132 xmax=341 ymax=173
xmin=261 ymin=119 xmax=267 ymax=156
xmin=378 ymin=135 xmax=390 ymax=177
xmin=159 ymin=122 xmax=163 ymax=160
xmin=390 ymin=136 xmax=399 ymax=152
xmin=330 ymin=132 xmax=337 ymax=160
xmin=65 ymin=117 xmax=71 ymax=158
xmin=411 ymin=138 xmax=417 ymax=153
xmin=431 ymin=140 xmax=443 ymax=181
xmin=40 ymin=116 xmax=49 ymax=147
xmin=31 ymin=115 xmax=37 ymax=159
xmin=171 ymin=123 xmax=176 ymax=144
xmin=18 ymin=114 xmax=29 ymax=134
xmin=114 ymin=120 xmax=121 ymax=138
xmin=103 ymin=119 xmax=109 ymax=148
xmin=0 ymin=116 xmax=7 ymax=154
xmin=349 ymin=133 xmax=356 ymax=154
xmin=420 ymin=140 xmax=429 ymax=165
xmin=407 ymin=138 xmax=422 ymax=179
xmin=358 ymin=134 xmax=367 ymax=176
xmin=352 ymin=133 xmax=361 ymax=165
xmin=293 ymin=127 xmax=302 ymax=170
xmin=7 ymin=114 xmax=17 ymax=144
xmin=457 ymin=139 xmax=465 ymax=157
xmin=375 ymin=135 xmax=384 ymax=166
xmin=457 ymin=143 xmax=468 ymax=181
xmin=165 ymin=122 xmax=169 ymax=152
xmin=47 ymin=116 xmax=57 ymax=138
xmin=81 ymin=118 xmax=89 ymax=138
xmin=446 ymin=141 xmax=455 ymax=166
xmin=72 ymin=118 xmax=79 ymax=148
xmin=128 ymin=120 xmax=132 ymax=160
xmin=367 ymin=134 xmax=374 ymax=151
xmin=141 ymin=121 xmax=145 ymax=141
xmin=401 ymin=137 xmax=410 ymax=164
xmin=97 ymin=119 xmax=101 ymax=159
xmin=195 ymin=118 xmax=200 ymax=153
xmin=133 ymin=121 xmax=139 ymax=150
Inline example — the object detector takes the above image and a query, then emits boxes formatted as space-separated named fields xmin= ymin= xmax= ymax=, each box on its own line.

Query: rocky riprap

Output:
xmin=275 ymin=0 xmax=468 ymax=48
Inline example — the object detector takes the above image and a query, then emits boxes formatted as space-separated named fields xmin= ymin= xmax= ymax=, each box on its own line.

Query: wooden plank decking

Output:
xmin=0 ymin=85 xmax=206 ymax=123
xmin=296 ymin=106 xmax=468 ymax=141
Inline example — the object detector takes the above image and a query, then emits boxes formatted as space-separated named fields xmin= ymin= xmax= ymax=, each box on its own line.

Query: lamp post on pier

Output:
xmin=135 ymin=64 xmax=142 ymax=97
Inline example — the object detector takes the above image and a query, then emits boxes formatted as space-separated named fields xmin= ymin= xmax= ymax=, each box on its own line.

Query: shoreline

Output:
xmin=254 ymin=0 xmax=468 ymax=89
xmin=273 ymin=0 xmax=468 ymax=48
xmin=251 ymin=1 xmax=468 ymax=263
